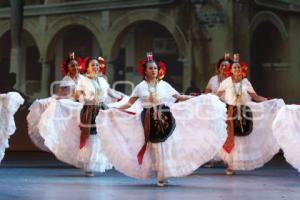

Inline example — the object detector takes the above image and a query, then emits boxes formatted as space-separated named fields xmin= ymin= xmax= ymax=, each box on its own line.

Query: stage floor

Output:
xmin=0 ymin=152 xmax=299 ymax=200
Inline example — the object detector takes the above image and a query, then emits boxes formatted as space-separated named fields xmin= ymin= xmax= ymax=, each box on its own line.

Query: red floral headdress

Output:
xmin=138 ymin=52 xmax=166 ymax=80
xmin=60 ymin=52 xmax=85 ymax=75
xmin=98 ymin=56 xmax=106 ymax=75
xmin=80 ymin=56 xmax=107 ymax=75
xmin=225 ymin=53 xmax=248 ymax=78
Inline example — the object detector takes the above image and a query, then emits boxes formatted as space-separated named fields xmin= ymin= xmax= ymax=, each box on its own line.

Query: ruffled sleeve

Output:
xmin=130 ymin=82 xmax=143 ymax=98
xmin=244 ymin=78 xmax=256 ymax=94
xmin=217 ymin=77 xmax=229 ymax=92
xmin=162 ymin=81 xmax=179 ymax=96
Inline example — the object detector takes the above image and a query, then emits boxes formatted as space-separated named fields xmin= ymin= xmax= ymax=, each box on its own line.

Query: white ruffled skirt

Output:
xmin=272 ymin=105 xmax=300 ymax=172
xmin=0 ymin=92 xmax=24 ymax=162
xmin=218 ymin=99 xmax=285 ymax=170
xmin=27 ymin=97 xmax=56 ymax=151
xmin=38 ymin=99 xmax=112 ymax=172
xmin=96 ymin=94 xmax=228 ymax=179
xmin=28 ymin=94 xmax=129 ymax=152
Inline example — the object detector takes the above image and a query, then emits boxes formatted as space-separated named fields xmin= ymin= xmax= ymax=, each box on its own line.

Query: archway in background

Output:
xmin=250 ymin=22 xmax=288 ymax=99
xmin=0 ymin=30 xmax=41 ymax=96
xmin=0 ymin=31 xmax=11 ymax=78
xmin=110 ymin=20 xmax=182 ymax=93
xmin=46 ymin=25 xmax=102 ymax=85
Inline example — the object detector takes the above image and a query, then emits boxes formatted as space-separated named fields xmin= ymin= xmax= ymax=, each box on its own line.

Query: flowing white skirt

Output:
xmin=96 ymin=94 xmax=228 ymax=179
xmin=27 ymin=97 xmax=56 ymax=151
xmin=0 ymin=92 xmax=24 ymax=162
xmin=272 ymin=105 xmax=300 ymax=172
xmin=28 ymin=94 xmax=130 ymax=152
xmin=38 ymin=99 xmax=112 ymax=172
xmin=218 ymin=99 xmax=285 ymax=170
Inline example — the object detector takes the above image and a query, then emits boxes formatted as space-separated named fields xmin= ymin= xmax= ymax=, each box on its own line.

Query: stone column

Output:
xmin=182 ymin=43 xmax=192 ymax=93
xmin=40 ymin=59 xmax=51 ymax=97
xmin=55 ymin=37 xmax=63 ymax=81
xmin=91 ymin=36 xmax=101 ymax=57
xmin=233 ymin=0 xmax=250 ymax=73
xmin=9 ymin=0 xmax=24 ymax=91
xmin=103 ymin=53 xmax=115 ymax=85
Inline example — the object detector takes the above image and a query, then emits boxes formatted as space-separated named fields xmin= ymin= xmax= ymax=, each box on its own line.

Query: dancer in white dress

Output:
xmin=204 ymin=53 xmax=233 ymax=167
xmin=205 ymin=53 xmax=232 ymax=94
xmin=96 ymin=52 xmax=228 ymax=186
xmin=38 ymin=57 xmax=123 ymax=176
xmin=27 ymin=52 xmax=83 ymax=151
xmin=0 ymin=92 xmax=24 ymax=163
xmin=272 ymin=103 xmax=300 ymax=172
xmin=216 ymin=54 xmax=284 ymax=175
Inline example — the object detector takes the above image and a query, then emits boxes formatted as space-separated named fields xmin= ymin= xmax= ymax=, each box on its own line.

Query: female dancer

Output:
xmin=216 ymin=54 xmax=284 ymax=175
xmin=96 ymin=52 xmax=228 ymax=186
xmin=0 ymin=92 xmax=24 ymax=163
xmin=76 ymin=57 xmax=123 ymax=176
xmin=27 ymin=52 xmax=83 ymax=151
xmin=204 ymin=53 xmax=232 ymax=167
xmin=38 ymin=57 xmax=122 ymax=176
xmin=205 ymin=53 xmax=232 ymax=94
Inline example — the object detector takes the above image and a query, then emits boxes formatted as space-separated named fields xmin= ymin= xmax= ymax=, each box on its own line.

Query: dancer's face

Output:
xmin=231 ymin=63 xmax=241 ymax=77
xmin=219 ymin=61 xmax=228 ymax=77
xmin=67 ymin=60 xmax=79 ymax=76
xmin=87 ymin=59 xmax=99 ymax=75
xmin=145 ymin=62 xmax=158 ymax=80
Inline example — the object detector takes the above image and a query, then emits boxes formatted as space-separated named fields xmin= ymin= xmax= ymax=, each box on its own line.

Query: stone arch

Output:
xmin=0 ymin=21 xmax=42 ymax=56
xmin=107 ymin=10 xmax=188 ymax=59
xmin=249 ymin=11 xmax=289 ymax=99
xmin=0 ymin=22 xmax=10 ymax=38
xmin=43 ymin=14 xmax=104 ymax=59
xmin=249 ymin=11 xmax=288 ymax=40
xmin=106 ymin=10 xmax=190 ymax=90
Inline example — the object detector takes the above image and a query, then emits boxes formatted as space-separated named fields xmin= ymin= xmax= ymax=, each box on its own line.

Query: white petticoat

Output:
xmin=0 ymin=92 xmax=24 ymax=162
xmin=272 ymin=105 xmax=300 ymax=172
xmin=28 ymin=94 xmax=130 ymax=152
xmin=96 ymin=94 xmax=228 ymax=179
xmin=27 ymin=97 xmax=57 ymax=151
xmin=218 ymin=99 xmax=285 ymax=170
xmin=38 ymin=99 xmax=112 ymax=172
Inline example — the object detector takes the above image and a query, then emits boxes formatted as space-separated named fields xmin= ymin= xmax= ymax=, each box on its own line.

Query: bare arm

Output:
xmin=248 ymin=92 xmax=267 ymax=102
xmin=215 ymin=90 xmax=225 ymax=97
xmin=119 ymin=96 xmax=138 ymax=109
xmin=108 ymin=88 xmax=123 ymax=100
xmin=74 ymin=89 xmax=84 ymax=101
xmin=204 ymin=80 xmax=212 ymax=94
xmin=173 ymin=94 xmax=193 ymax=101
xmin=204 ymin=87 xmax=212 ymax=94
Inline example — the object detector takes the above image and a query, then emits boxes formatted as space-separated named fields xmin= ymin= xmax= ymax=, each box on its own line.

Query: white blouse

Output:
xmin=76 ymin=76 xmax=109 ymax=103
xmin=60 ymin=74 xmax=84 ymax=87
xmin=131 ymin=80 xmax=179 ymax=108
xmin=217 ymin=77 xmax=256 ymax=105
xmin=206 ymin=75 xmax=221 ymax=93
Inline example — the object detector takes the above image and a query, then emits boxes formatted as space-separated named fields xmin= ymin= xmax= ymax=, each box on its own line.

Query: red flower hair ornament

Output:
xmin=80 ymin=56 xmax=107 ymax=75
xmin=138 ymin=52 xmax=167 ymax=80
xmin=224 ymin=53 xmax=248 ymax=78
xmin=60 ymin=52 xmax=84 ymax=76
